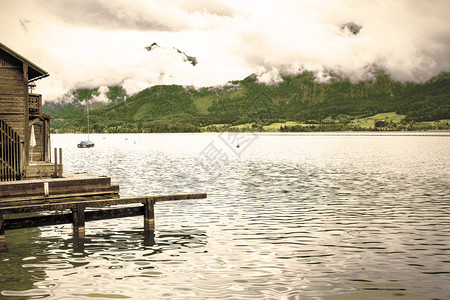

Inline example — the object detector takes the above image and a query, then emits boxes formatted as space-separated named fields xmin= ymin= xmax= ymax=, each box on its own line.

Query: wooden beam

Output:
xmin=29 ymin=118 xmax=41 ymax=126
xmin=0 ymin=187 xmax=120 ymax=205
xmin=4 ymin=206 xmax=144 ymax=230
xmin=0 ymin=175 xmax=119 ymax=199
xmin=0 ymin=193 xmax=206 ymax=214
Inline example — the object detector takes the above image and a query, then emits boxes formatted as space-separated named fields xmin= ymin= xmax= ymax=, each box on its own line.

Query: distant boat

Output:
xmin=78 ymin=97 xmax=94 ymax=148
xmin=77 ymin=140 xmax=95 ymax=148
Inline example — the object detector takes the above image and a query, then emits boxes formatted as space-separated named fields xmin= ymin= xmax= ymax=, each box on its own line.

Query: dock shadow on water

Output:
xmin=1 ymin=133 xmax=449 ymax=299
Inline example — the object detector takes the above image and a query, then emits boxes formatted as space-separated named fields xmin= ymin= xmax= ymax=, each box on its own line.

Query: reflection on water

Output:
xmin=1 ymin=133 xmax=449 ymax=299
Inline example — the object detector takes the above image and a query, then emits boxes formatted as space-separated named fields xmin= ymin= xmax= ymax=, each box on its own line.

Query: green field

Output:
xmin=351 ymin=112 xmax=406 ymax=129
xmin=231 ymin=123 xmax=254 ymax=129
xmin=203 ymin=123 xmax=230 ymax=129
xmin=263 ymin=121 xmax=300 ymax=131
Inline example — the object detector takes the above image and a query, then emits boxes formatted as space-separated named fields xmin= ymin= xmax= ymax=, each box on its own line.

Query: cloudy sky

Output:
xmin=1 ymin=0 xmax=449 ymax=101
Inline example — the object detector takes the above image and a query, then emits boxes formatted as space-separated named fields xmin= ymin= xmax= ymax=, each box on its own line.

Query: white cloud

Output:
xmin=1 ymin=0 xmax=449 ymax=101
xmin=256 ymin=66 xmax=282 ymax=85
xmin=91 ymin=86 xmax=110 ymax=104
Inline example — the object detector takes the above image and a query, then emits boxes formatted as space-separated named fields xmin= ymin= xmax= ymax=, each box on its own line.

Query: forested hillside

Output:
xmin=44 ymin=71 xmax=450 ymax=132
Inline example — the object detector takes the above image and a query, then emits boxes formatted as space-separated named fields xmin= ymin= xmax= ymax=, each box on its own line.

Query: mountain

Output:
xmin=43 ymin=71 xmax=450 ymax=133
xmin=145 ymin=42 xmax=198 ymax=66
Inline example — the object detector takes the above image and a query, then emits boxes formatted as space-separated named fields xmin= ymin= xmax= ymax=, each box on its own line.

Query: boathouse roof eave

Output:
xmin=0 ymin=42 xmax=49 ymax=81
xmin=42 ymin=112 xmax=53 ymax=120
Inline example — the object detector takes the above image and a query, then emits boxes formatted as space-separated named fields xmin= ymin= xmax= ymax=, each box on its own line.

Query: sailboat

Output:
xmin=77 ymin=97 xmax=95 ymax=148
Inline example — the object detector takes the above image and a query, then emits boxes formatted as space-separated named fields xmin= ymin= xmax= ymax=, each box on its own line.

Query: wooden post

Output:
xmin=44 ymin=119 xmax=49 ymax=162
xmin=54 ymin=148 xmax=58 ymax=177
xmin=0 ymin=213 xmax=5 ymax=241
xmin=58 ymin=148 xmax=63 ymax=178
xmin=143 ymin=230 xmax=155 ymax=247
xmin=71 ymin=204 xmax=85 ymax=238
xmin=23 ymin=63 xmax=29 ymax=168
xmin=0 ymin=212 xmax=8 ymax=252
xmin=73 ymin=237 xmax=85 ymax=254
xmin=143 ymin=199 xmax=155 ymax=232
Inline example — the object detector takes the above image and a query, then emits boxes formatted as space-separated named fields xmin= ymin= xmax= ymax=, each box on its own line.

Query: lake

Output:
xmin=1 ymin=132 xmax=449 ymax=299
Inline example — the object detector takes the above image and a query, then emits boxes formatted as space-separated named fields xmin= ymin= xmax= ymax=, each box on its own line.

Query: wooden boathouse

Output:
xmin=0 ymin=43 xmax=207 ymax=248
xmin=0 ymin=42 xmax=53 ymax=180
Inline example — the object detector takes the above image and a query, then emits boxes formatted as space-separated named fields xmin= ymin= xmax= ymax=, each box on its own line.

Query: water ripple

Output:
xmin=0 ymin=133 xmax=449 ymax=299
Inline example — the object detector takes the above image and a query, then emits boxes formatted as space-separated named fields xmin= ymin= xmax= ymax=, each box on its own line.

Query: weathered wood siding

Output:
xmin=30 ymin=121 xmax=44 ymax=162
xmin=0 ymin=53 xmax=21 ymax=68
xmin=0 ymin=52 xmax=26 ymax=138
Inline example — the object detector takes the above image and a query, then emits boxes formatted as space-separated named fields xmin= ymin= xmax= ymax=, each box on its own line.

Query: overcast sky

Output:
xmin=1 ymin=0 xmax=449 ymax=101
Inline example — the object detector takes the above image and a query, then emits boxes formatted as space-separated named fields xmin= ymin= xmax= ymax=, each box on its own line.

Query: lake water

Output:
xmin=1 ymin=132 xmax=449 ymax=299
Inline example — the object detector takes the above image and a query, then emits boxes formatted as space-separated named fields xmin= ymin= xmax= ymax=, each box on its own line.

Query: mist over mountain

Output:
xmin=146 ymin=43 xmax=198 ymax=66
xmin=43 ymin=71 xmax=450 ymax=133
xmin=3 ymin=1 xmax=449 ymax=101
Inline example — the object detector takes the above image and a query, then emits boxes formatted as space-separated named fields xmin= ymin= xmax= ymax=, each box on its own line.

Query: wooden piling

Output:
xmin=144 ymin=199 xmax=155 ymax=232
xmin=0 ymin=212 xmax=7 ymax=253
xmin=71 ymin=204 xmax=85 ymax=238
xmin=0 ymin=213 xmax=5 ymax=241
xmin=143 ymin=230 xmax=155 ymax=246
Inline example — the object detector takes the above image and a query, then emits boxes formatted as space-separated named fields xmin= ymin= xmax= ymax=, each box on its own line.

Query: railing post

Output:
xmin=19 ymin=140 xmax=24 ymax=180
xmin=54 ymin=148 xmax=58 ymax=177
xmin=58 ymin=148 xmax=63 ymax=178
xmin=144 ymin=199 xmax=155 ymax=232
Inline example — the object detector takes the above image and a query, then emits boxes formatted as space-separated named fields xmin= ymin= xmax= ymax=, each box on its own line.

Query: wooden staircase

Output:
xmin=0 ymin=119 xmax=22 ymax=181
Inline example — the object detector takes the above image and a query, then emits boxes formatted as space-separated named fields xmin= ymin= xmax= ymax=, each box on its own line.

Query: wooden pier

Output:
xmin=0 ymin=192 xmax=207 ymax=245
xmin=0 ymin=173 xmax=207 ymax=248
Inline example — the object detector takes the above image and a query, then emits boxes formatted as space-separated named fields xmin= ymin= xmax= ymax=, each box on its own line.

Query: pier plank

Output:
xmin=0 ymin=174 xmax=119 ymax=200
xmin=0 ymin=186 xmax=120 ymax=204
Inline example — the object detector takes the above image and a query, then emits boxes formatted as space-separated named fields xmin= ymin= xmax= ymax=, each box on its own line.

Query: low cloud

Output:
xmin=1 ymin=0 xmax=449 ymax=101
xmin=91 ymin=86 xmax=111 ymax=104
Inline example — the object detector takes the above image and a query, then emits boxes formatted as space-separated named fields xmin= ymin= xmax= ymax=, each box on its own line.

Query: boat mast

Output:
xmin=86 ymin=97 xmax=90 ymax=141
